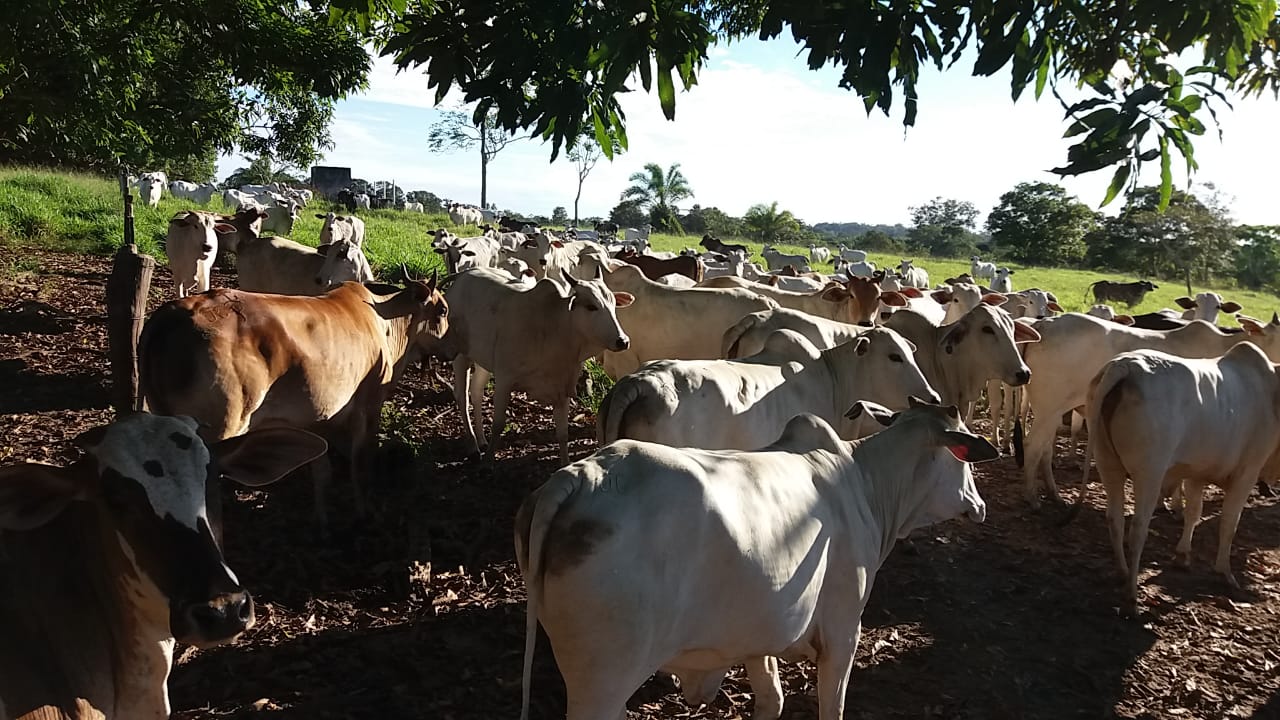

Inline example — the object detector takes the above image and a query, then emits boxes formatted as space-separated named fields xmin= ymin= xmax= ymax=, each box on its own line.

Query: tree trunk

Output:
xmin=574 ymin=180 xmax=583 ymax=227
xmin=1184 ymin=267 xmax=1193 ymax=295
xmin=480 ymin=131 xmax=488 ymax=209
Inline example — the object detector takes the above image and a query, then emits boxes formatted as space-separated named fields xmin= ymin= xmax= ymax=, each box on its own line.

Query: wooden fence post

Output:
xmin=106 ymin=171 xmax=155 ymax=417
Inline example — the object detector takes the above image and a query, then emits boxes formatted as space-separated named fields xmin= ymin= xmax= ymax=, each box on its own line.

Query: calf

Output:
xmin=317 ymin=212 xmax=367 ymax=247
xmin=445 ymin=268 xmax=634 ymax=463
xmin=721 ymin=307 xmax=871 ymax=359
xmin=599 ymin=327 xmax=938 ymax=449
xmin=139 ymin=278 xmax=449 ymax=525
xmin=1089 ymin=279 xmax=1158 ymax=307
xmin=517 ymin=400 xmax=995 ymax=720
xmin=616 ymin=249 xmax=702 ymax=283
xmin=1087 ymin=304 xmax=1134 ymax=325
xmin=435 ymin=232 xmax=502 ymax=274
xmin=169 ymin=180 xmax=218 ymax=205
xmin=166 ymin=211 xmax=235 ymax=298
xmin=837 ymin=245 xmax=867 ymax=262
xmin=1084 ymin=344 xmax=1280 ymax=616
xmin=700 ymin=233 xmax=749 ymax=257
xmin=594 ymin=220 xmax=619 ymax=238
xmin=0 ymin=414 xmax=325 ymax=719
xmin=809 ymin=244 xmax=831 ymax=264
xmin=137 ymin=174 xmax=163 ymax=208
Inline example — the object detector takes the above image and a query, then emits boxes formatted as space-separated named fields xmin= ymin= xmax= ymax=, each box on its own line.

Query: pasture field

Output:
xmin=1 ymin=169 xmax=1279 ymax=718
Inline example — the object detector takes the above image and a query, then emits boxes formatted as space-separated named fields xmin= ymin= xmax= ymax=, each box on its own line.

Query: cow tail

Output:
xmin=598 ymin=376 xmax=647 ymax=444
xmin=1067 ymin=361 xmax=1132 ymax=522
xmin=518 ymin=472 xmax=583 ymax=720
xmin=1012 ymin=418 xmax=1025 ymax=467
xmin=1083 ymin=280 xmax=1101 ymax=305
xmin=721 ymin=313 xmax=759 ymax=359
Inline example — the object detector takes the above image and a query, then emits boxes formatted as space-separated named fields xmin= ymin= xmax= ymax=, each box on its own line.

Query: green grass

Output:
xmin=645 ymin=232 xmax=1280 ymax=320
xmin=3 ymin=166 xmax=1277 ymax=320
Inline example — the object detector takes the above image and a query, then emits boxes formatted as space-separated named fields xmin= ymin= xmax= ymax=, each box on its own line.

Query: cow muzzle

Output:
xmin=1012 ymin=368 xmax=1031 ymax=386
xmin=175 ymin=590 xmax=255 ymax=647
xmin=613 ymin=336 xmax=630 ymax=352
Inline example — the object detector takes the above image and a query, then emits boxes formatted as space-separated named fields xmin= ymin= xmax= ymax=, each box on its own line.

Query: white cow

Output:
xmin=1175 ymin=292 xmax=1243 ymax=324
xmin=599 ymin=327 xmax=939 ymax=448
xmin=761 ymin=245 xmax=810 ymax=272
xmin=402 ymin=201 xmax=425 ymax=213
xmin=444 ymin=267 xmax=633 ymax=463
xmin=237 ymin=183 xmax=280 ymax=195
xmin=600 ymin=264 xmax=778 ymax=379
xmin=223 ymin=188 xmax=257 ymax=209
xmin=243 ymin=195 xmax=299 ymax=236
xmin=721 ymin=307 xmax=871 ymax=359
xmin=516 ymin=400 xmax=996 ymax=720
xmin=169 ymin=181 xmax=218 ymax=205
xmin=992 ymin=267 xmax=1014 ymax=293
xmin=1084 ymin=343 xmax=1280 ymax=616
xmin=236 ymin=234 xmax=373 ymax=297
xmin=448 ymin=203 xmax=483 ymax=226
xmin=809 ymin=244 xmax=831 ymax=264
xmin=1086 ymin=303 xmax=1135 ymax=325
xmin=701 ymin=275 xmax=903 ymax=328
xmin=885 ymin=304 xmax=1039 ymax=419
xmin=434 ymin=232 xmax=502 ymax=274
xmin=317 ymin=212 xmax=367 ymax=248
xmin=969 ymin=256 xmax=997 ymax=283
xmin=837 ymin=245 xmax=867 ymax=262
xmin=897 ymin=260 xmax=929 ymax=289
xmin=166 ymin=211 xmax=234 ymax=298
xmin=1020 ymin=312 xmax=1280 ymax=506
xmin=137 ymin=174 xmax=164 ymax=208
xmin=623 ymin=225 xmax=651 ymax=244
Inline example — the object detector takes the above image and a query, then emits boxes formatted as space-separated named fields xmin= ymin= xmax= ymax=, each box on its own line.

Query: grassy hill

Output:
xmin=2 ymin=166 xmax=1276 ymax=319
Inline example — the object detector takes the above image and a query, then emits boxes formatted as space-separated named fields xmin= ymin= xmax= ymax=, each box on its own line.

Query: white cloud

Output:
xmin=220 ymin=40 xmax=1280 ymax=226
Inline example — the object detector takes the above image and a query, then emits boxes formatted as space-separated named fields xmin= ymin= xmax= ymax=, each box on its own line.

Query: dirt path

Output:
xmin=2 ymin=251 xmax=1278 ymax=719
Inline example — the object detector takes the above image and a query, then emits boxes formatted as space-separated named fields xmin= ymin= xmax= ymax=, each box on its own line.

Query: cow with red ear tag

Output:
xmin=516 ymin=397 xmax=996 ymax=720
xmin=0 ymin=413 xmax=326 ymax=720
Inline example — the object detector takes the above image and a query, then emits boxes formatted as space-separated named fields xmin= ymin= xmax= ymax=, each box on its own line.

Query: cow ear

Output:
xmin=214 ymin=223 xmax=236 ymax=234
xmin=1221 ymin=301 xmax=1243 ymax=314
xmin=899 ymin=287 xmax=923 ymax=299
xmin=981 ymin=293 xmax=1008 ymax=306
xmin=1047 ymin=301 xmax=1065 ymax=313
xmin=941 ymin=430 xmax=1001 ymax=463
xmin=551 ymin=240 xmax=565 ymax=248
xmin=821 ymin=286 xmax=849 ymax=302
xmin=316 ymin=244 xmax=332 ymax=256
xmin=612 ymin=291 xmax=635 ymax=308
xmin=1114 ymin=314 xmax=1135 ymax=326
xmin=212 ymin=428 xmax=328 ymax=488
xmin=314 ymin=213 xmax=326 ymax=219
xmin=930 ymin=290 xmax=952 ymax=305
xmin=1240 ymin=316 xmax=1266 ymax=335
xmin=844 ymin=401 xmax=898 ymax=426
xmin=0 ymin=462 xmax=91 ymax=531
xmin=1174 ymin=296 xmax=1197 ymax=310
xmin=880 ymin=291 xmax=908 ymax=307
xmin=460 ymin=250 xmax=476 ymax=257
xmin=1013 ymin=320 xmax=1042 ymax=343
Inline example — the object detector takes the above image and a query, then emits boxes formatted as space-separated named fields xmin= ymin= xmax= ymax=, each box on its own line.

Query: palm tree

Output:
xmin=744 ymin=201 xmax=801 ymax=244
xmin=620 ymin=162 xmax=694 ymax=233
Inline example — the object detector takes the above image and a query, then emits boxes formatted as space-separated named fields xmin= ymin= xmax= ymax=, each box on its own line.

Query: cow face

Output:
xmin=562 ymin=269 xmax=633 ymax=353
xmin=940 ymin=305 xmax=1039 ymax=386
xmin=894 ymin=399 xmax=996 ymax=533
xmin=0 ymin=415 xmax=326 ymax=647
xmin=406 ymin=273 xmax=451 ymax=353
xmin=316 ymin=240 xmax=372 ymax=289
xmin=849 ymin=328 xmax=940 ymax=411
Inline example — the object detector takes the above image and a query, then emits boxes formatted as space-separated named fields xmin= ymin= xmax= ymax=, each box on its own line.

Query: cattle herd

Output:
xmin=2 ymin=179 xmax=1278 ymax=719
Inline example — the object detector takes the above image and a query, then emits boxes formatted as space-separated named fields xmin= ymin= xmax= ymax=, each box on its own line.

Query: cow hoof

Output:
xmin=1173 ymin=551 xmax=1192 ymax=569
xmin=1119 ymin=599 xmax=1141 ymax=619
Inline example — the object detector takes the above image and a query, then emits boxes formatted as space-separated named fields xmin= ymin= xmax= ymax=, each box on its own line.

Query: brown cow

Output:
xmin=138 ymin=278 xmax=449 ymax=526
xmin=615 ymin=248 xmax=703 ymax=283
xmin=0 ymin=414 xmax=325 ymax=719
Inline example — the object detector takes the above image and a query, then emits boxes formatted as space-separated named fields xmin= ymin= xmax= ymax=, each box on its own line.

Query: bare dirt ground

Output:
xmin=2 ymin=250 xmax=1279 ymax=720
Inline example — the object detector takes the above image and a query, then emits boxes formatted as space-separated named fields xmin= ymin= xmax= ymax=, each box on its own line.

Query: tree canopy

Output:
xmin=907 ymin=197 xmax=983 ymax=256
xmin=986 ymin=182 xmax=1098 ymax=266
xmin=744 ymin=202 xmax=802 ymax=244
xmin=0 ymin=0 xmax=370 ymax=175
xmin=621 ymin=163 xmax=694 ymax=232
xmin=378 ymin=0 xmax=1280 ymax=205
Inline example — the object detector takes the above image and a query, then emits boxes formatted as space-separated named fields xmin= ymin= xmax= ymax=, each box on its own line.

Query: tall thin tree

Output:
xmin=427 ymin=104 xmax=527 ymax=208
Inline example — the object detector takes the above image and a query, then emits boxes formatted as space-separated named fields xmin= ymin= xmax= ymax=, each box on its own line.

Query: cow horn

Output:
xmin=1272 ymin=311 xmax=1279 ymax=326
xmin=400 ymin=263 xmax=412 ymax=282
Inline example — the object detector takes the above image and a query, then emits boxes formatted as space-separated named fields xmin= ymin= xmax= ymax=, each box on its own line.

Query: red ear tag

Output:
xmin=947 ymin=445 xmax=970 ymax=462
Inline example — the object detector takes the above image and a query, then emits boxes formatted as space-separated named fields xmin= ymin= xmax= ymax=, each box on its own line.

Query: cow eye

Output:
xmin=889 ymin=353 xmax=904 ymax=363
xmin=584 ymin=304 xmax=599 ymax=312
xmin=982 ymin=326 xmax=995 ymax=335
xmin=438 ymin=306 xmax=448 ymax=317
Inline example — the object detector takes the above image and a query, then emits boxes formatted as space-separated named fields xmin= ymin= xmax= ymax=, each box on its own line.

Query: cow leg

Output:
xmin=553 ymin=398 xmax=570 ymax=466
xmin=347 ymin=413 xmax=376 ymax=518
xmin=676 ymin=669 xmax=727 ymax=708
xmin=1174 ymin=479 xmax=1206 ymax=568
xmin=310 ymin=454 xmax=333 ymax=532
xmin=563 ymin=667 xmax=646 ymax=720
xmin=815 ymin=628 xmax=859 ymax=720
xmin=470 ymin=365 xmax=492 ymax=452
xmin=1099 ymin=463 xmax=1129 ymax=579
xmin=1022 ymin=418 xmax=1059 ymax=508
xmin=485 ymin=377 xmax=514 ymax=462
xmin=452 ymin=356 xmax=482 ymax=457
xmin=1215 ymin=467 xmax=1263 ymax=589
xmin=1123 ymin=470 xmax=1164 ymax=616
xmin=745 ymin=656 xmax=784 ymax=720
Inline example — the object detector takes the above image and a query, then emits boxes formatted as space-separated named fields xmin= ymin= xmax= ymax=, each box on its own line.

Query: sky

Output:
xmin=216 ymin=39 xmax=1280 ymax=227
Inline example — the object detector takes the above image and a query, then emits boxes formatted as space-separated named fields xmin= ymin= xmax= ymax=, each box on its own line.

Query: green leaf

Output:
xmin=1101 ymin=162 xmax=1130 ymax=206
xmin=1034 ymin=53 xmax=1050 ymax=99
xmin=656 ymin=63 xmax=676 ymax=120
